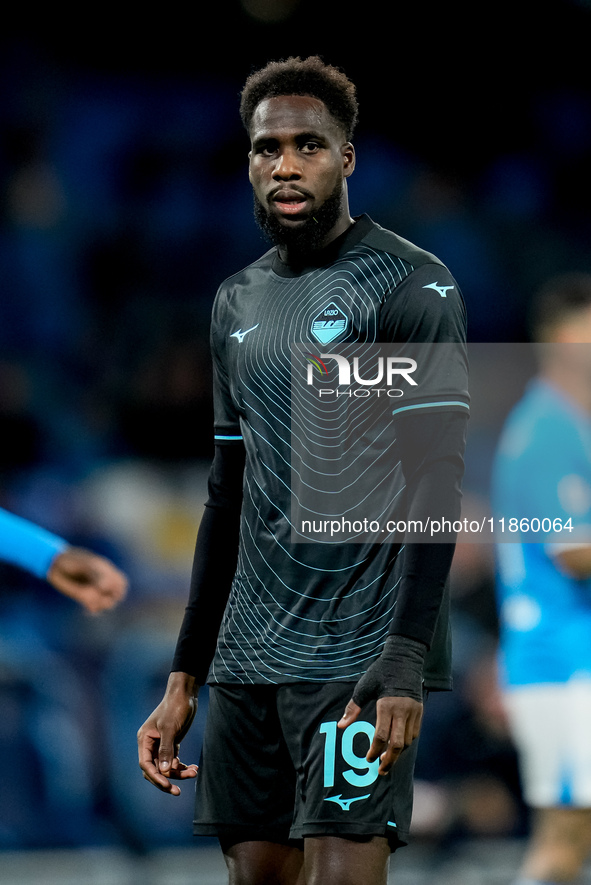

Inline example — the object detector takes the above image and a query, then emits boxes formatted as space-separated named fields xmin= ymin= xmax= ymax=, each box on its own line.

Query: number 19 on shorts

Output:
xmin=319 ymin=720 xmax=379 ymax=788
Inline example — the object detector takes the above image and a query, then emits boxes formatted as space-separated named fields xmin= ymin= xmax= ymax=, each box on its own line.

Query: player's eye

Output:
xmin=255 ymin=141 xmax=278 ymax=156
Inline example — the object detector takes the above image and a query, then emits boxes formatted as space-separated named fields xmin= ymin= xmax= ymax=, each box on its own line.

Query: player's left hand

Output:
xmin=46 ymin=547 xmax=128 ymax=614
xmin=338 ymin=694 xmax=423 ymax=775
xmin=337 ymin=634 xmax=426 ymax=775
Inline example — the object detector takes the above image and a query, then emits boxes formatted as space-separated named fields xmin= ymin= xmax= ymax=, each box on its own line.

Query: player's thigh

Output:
xmin=523 ymin=807 xmax=591 ymax=880
xmin=304 ymin=834 xmax=390 ymax=885
xmin=531 ymin=806 xmax=591 ymax=848
xmin=222 ymin=839 xmax=305 ymax=885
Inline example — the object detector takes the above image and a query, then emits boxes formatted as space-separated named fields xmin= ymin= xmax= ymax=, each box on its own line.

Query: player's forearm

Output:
xmin=171 ymin=500 xmax=240 ymax=679
xmin=389 ymin=411 xmax=467 ymax=647
xmin=389 ymin=542 xmax=455 ymax=646
xmin=166 ymin=670 xmax=199 ymax=698
xmin=171 ymin=444 xmax=244 ymax=680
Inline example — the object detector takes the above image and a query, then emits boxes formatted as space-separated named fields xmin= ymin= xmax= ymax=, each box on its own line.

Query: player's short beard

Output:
xmin=253 ymin=180 xmax=345 ymax=257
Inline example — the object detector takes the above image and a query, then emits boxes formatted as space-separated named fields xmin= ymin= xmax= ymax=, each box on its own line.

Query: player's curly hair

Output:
xmin=240 ymin=56 xmax=359 ymax=140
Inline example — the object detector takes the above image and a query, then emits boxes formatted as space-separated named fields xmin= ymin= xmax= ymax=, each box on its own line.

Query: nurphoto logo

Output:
xmin=305 ymin=351 xmax=418 ymax=398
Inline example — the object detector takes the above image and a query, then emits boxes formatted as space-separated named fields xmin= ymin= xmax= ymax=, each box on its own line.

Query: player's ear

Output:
xmin=342 ymin=142 xmax=355 ymax=178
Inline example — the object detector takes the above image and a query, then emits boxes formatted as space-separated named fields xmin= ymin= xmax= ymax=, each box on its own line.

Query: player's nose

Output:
xmin=272 ymin=148 xmax=302 ymax=180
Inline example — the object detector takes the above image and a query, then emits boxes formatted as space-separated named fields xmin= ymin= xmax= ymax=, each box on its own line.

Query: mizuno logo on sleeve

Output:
xmin=230 ymin=325 xmax=259 ymax=343
xmin=423 ymin=282 xmax=455 ymax=298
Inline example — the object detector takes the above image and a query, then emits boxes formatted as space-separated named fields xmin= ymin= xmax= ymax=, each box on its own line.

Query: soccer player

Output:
xmin=0 ymin=505 xmax=127 ymax=613
xmin=494 ymin=273 xmax=591 ymax=885
xmin=138 ymin=57 xmax=469 ymax=885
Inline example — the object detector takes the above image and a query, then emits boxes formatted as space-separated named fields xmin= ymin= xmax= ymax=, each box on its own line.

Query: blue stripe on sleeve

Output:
xmin=392 ymin=401 xmax=470 ymax=417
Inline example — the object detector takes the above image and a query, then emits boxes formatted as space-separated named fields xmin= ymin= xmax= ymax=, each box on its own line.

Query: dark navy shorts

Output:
xmin=193 ymin=682 xmax=421 ymax=851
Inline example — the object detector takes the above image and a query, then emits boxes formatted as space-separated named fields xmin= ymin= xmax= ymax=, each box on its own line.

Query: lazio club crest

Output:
xmin=311 ymin=302 xmax=349 ymax=344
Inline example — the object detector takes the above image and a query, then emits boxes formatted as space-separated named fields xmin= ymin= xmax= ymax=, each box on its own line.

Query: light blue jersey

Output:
xmin=0 ymin=508 xmax=66 ymax=579
xmin=493 ymin=379 xmax=591 ymax=686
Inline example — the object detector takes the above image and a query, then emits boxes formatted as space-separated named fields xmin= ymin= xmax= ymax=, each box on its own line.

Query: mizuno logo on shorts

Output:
xmin=323 ymin=793 xmax=371 ymax=811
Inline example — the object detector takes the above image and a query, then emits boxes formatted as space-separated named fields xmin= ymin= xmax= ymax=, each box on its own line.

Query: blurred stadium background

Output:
xmin=0 ymin=1 xmax=590 ymax=881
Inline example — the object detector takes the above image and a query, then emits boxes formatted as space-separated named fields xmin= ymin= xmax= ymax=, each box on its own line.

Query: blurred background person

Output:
xmin=494 ymin=273 xmax=591 ymax=885
xmin=0 ymin=505 xmax=127 ymax=613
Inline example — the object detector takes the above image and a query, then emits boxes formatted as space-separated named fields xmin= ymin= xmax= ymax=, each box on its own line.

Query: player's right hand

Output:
xmin=137 ymin=673 xmax=199 ymax=795
xmin=47 ymin=547 xmax=128 ymax=614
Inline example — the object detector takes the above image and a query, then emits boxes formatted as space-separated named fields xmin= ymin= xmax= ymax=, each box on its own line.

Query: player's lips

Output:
xmin=269 ymin=187 xmax=312 ymax=216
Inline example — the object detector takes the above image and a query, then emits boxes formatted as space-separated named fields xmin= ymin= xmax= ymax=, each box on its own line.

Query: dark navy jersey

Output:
xmin=207 ymin=215 xmax=468 ymax=687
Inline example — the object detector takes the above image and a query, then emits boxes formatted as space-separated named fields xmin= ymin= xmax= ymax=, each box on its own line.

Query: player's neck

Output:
xmin=278 ymin=212 xmax=355 ymax=266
